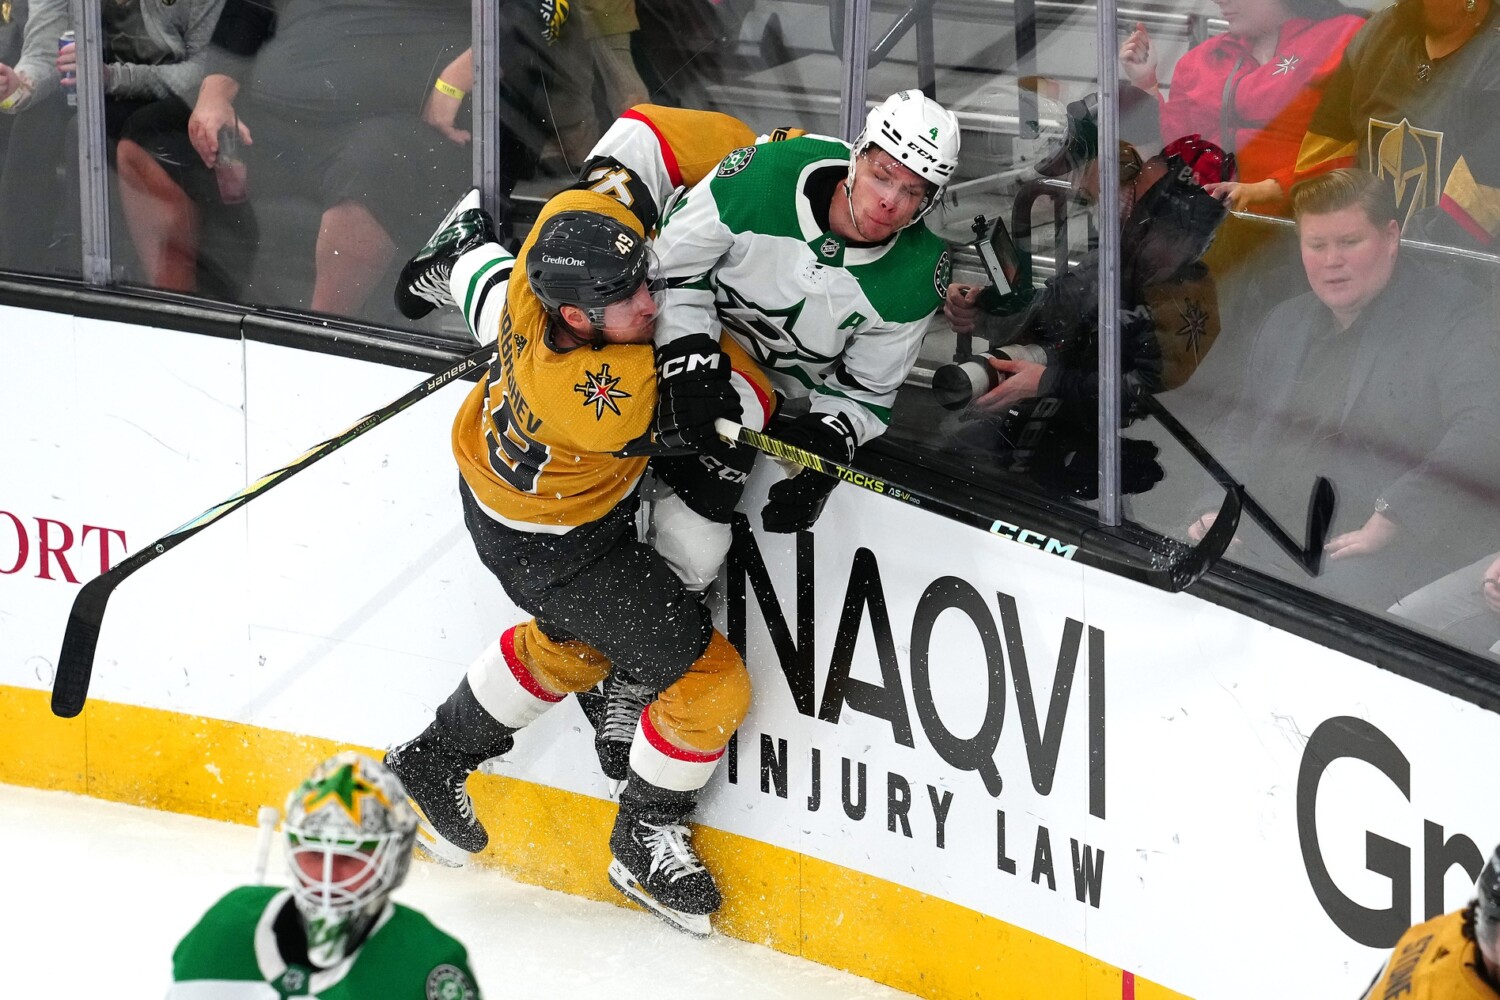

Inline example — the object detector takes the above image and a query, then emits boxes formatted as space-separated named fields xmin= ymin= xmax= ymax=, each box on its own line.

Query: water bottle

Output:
xmin=58 ymin=30 xmax=76 ymax=107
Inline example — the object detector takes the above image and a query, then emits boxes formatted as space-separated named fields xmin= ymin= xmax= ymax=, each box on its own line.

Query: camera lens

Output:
xmin=932 ymin=358 xmax=998 ymax=410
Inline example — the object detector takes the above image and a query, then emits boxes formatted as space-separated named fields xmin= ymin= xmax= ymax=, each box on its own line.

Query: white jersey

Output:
xmin=650 ymin=134 xmax=951 ymax=445
xmin=569 ymin=104 xmax=760 ymax=236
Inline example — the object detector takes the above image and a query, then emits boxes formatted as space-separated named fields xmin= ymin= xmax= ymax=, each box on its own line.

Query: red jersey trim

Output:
xmin=500 ymin=628 xmax=565 ymax=703
xmin=622 ymin=108 xmax=683 ymax=189
xmin=642 ymin=706 xmax=725 ymax=763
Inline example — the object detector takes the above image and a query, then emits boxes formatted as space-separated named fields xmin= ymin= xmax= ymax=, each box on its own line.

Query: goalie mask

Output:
xmin=283 ymin=751 xmax=417 ymax=968
xmin=849 ymin=89 xmax=961 ymax=225
xmin=528 ymin=210 xmax=662 ymax=336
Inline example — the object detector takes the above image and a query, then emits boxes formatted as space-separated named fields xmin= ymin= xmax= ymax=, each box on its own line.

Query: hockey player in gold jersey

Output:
xmin=1362 ymin=844 xmax=1500 ymax=998
xmin=385 ymin=174 xmax=772 ymax=937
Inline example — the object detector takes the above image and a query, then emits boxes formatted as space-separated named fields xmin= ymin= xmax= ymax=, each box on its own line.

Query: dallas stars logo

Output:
xmin=716 ymin=146 xmax=756 ymax=177
xmin=574 ymin=364 xmax=631 ymax=418
xmin=298 ymin=764 xmax=387 ymax=826
xmin=1272 ymin=54 xmax=1300 ymax=76
xmin=717 ymin=284 xmax=837 ymax=368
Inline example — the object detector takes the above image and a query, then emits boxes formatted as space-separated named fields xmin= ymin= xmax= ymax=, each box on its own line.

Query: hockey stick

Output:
xmin=50 ymin=345 xmax=493 ymax=719
xmin=714 ymin=418 xmax=1242 ymax=593
xmin=1134 ymin=393 xmax=1335 ymax=577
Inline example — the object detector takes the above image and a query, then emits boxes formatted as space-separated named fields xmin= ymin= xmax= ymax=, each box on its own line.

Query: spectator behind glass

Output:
xmin=0 ymin=0 xmax=224 ymax=274
xmin=538 ymin=0 xmax=650 ymax=173
xmin=114 ymin=0 xmax=471 ymax=317
xmin=1294 ymin=0 xmax=1500 ymax=249
xmin=1390 ymin=549 xmax=1500 ymax=658
xmin=1120 ymin=0 xmax=1364 ymax=216
xmin=1187 ymin=168 xmax=1500 ymax=610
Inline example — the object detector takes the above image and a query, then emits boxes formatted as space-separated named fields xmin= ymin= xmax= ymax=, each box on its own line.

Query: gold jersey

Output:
xmin=452 ymin=190 xmax=657 ymax=530
xmin=1362 ymin=909 xmax=1500 ymax=1000
xmin=450 ymin=109 xmax=781 ymax=531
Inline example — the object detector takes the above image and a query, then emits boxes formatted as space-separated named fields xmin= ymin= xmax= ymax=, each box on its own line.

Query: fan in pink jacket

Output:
xmin=1121 ymin=0 xmax=1364 ymax=216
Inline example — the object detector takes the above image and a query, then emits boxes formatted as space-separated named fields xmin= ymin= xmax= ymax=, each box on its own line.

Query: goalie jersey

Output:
xmin=650 ymin=134 xmax=950 ymax=446
xmin=168 ymin=886 xmax=480 ymax=999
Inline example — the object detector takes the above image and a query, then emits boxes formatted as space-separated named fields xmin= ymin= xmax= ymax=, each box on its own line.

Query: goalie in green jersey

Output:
xmin=168 ymin=751 xmax=481 ymax=999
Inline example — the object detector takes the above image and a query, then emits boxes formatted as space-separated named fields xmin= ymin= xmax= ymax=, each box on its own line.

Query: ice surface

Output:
xmin=0 ymin=783 xmax=912 ymax=999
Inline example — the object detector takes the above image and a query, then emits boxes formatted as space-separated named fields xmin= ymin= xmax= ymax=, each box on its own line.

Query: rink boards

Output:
xmin=3 ymin=308 xmax=1498 ymax=1000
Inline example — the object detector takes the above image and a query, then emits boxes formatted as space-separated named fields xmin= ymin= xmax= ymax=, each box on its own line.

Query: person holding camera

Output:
xmin=940 ymin=100 xmax=1229 ymax=498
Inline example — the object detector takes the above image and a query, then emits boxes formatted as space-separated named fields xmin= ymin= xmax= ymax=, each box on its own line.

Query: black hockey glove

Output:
xmin=652 ymin=334 xmax=736 ymax=451
xmin=761 ymin=412 xmax=858 ymax=534
xmin=1023 ymin=431 xmax=1164 ymax=500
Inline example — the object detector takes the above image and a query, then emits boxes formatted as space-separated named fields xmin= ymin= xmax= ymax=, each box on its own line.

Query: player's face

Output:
xmin=293 ymin=848 xmax=379 ymax=895
xmin=847 ymin=149 xmax=930 ymax=241
xmin=1213 ymin=0 xmax=1288 ymax=40
xmin=599 ymin=281 xmax=659 ymax=344
xmin=1298 ymin=205 xmax=1400 ymax=327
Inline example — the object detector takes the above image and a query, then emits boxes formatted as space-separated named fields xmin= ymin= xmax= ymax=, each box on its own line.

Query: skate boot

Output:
xmin=394 ymin=189 xmax=501 ymax=319
xmin=595 ymin=670 xmax=656 ymax=798
xmin=386 ymin=677 xmax=514 ymax=867
xmin=608 ymin=777 xmax=720 ymax=937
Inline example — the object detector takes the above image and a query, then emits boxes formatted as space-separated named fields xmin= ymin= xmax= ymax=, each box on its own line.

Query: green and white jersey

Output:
xmin=652 ymin=134 xmax=951 ymax=445
xmin=168 ymin=887 xmax=480 ymax=1000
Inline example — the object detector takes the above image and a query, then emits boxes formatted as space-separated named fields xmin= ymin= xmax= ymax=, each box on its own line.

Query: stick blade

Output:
xmin=1168 ymin=484 xmax=1242 ymax=591
xmin=1303 ymin=476 xmax=1336 ymax=576
xmin=51 ymin=573 xmax=115 ymax=718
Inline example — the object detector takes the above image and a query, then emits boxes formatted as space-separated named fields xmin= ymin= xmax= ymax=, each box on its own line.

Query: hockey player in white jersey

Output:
xmin=644 ymin=90 xmax=960 ymax=582
xmin=168 ymin=751 xmax=481 ymax=998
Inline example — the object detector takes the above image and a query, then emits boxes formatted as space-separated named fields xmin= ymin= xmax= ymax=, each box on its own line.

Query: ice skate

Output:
xmin=394 ymin=189 xmax=499 ymax=319
xmin=385 ymin=735 xmax=487 ymax=868
xmin=595 ymin=671 xmax=656 ymax=798
xmin=609 ymin=779 xmax=720 ymax=937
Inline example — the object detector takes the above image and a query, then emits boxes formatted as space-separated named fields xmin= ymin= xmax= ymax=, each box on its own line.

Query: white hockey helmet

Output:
xmin=849 ymin=89 xmax=962 ymax=224
xmin=282 ymin=751 xmax=418 ymax=968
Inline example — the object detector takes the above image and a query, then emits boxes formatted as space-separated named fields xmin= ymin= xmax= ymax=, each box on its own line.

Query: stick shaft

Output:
xmin=51 ymin=346 xmax=492 ymax=718
xmin=714 ymin=418 xmax=1235 ymax=592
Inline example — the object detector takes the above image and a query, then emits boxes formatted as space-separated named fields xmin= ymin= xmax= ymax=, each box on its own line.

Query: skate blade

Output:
xmin=607 ymin=859 xmax=713 ymax=938
xmin=429 ymin=188 xmax=483 ymax=240
xmin=408 ymin=811 xmax=477 ymax=869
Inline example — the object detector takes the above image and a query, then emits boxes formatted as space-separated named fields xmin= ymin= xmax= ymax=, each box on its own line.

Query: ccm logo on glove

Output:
xmin=659 ymin=352 xmax=723 ymax=379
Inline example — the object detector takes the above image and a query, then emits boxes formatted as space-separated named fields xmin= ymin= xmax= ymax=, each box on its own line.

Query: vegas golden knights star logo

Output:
xmin=1369 ymin=117 xmax=1445 ymax=229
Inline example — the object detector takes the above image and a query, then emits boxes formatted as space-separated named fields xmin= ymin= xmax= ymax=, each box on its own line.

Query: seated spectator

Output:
xmin=0 ymin=0 xmax=26 ymax=160
xmin=1187 ymin=168 xmax=1500 ymax=608
xmin=1389 ymin=550 xmax=1500 ymax=657
xmin=0 ymin=0 xmax=224 ymax=273
xmin=1295 ymin=0 xmax=1500 ymax=249
xmin=1121 ymin=0 xmax=1364 ymax=216
xmin=538 ymin=0 xmax=650 ymax=173
xmin=942 ymin=102 xmax=1228 ymax=499
xmin=114 ymin=0 xmax=471 ymax=316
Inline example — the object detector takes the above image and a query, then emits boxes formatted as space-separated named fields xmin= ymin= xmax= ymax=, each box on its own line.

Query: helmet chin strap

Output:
xmin=843 ymin=178 xmax=872 ymax=242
